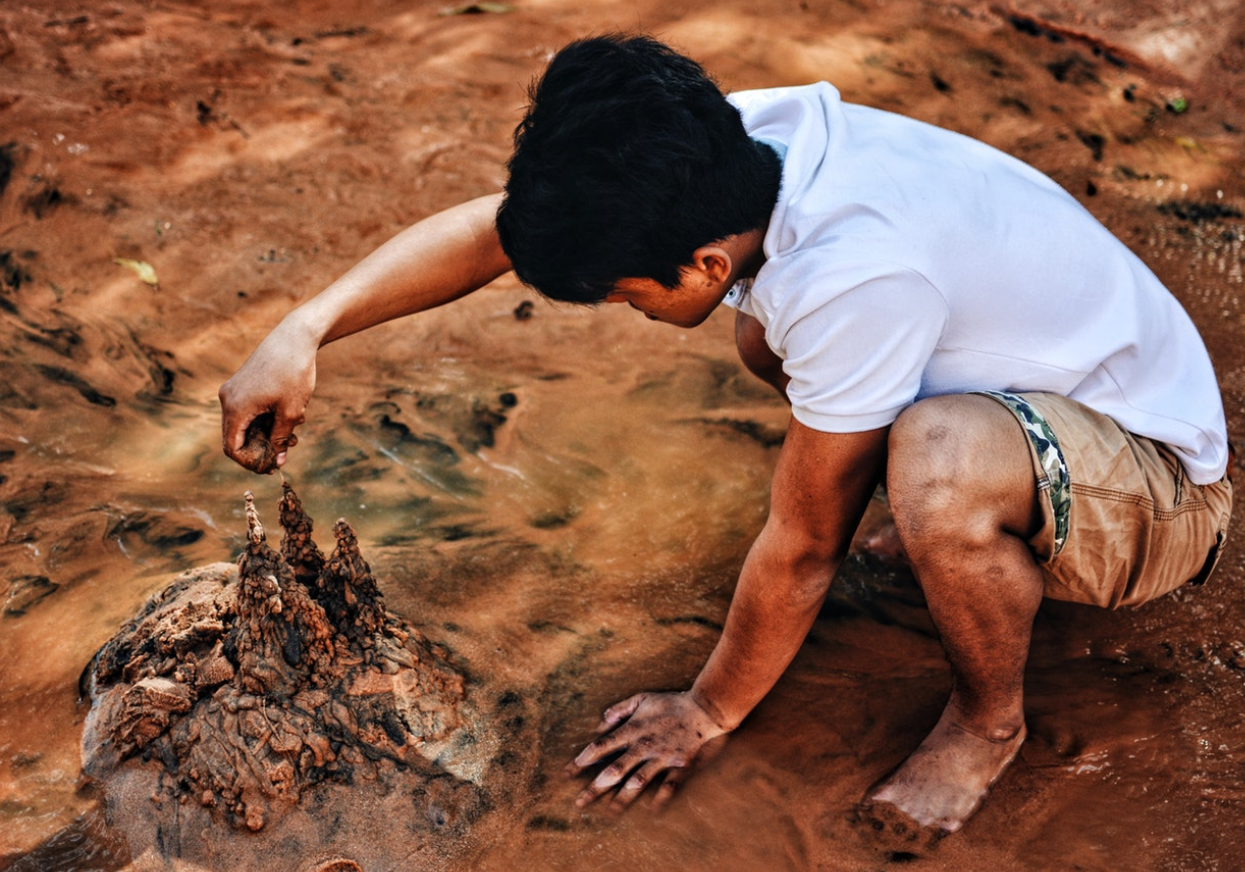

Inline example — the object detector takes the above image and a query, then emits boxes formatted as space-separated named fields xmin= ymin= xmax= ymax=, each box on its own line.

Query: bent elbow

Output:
xmin=776 ymin=549 xmax=840 ymax=613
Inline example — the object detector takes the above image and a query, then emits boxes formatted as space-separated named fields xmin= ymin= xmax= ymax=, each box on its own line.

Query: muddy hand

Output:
xmin=567 ymin=691 xmax=728 ymax=812
xmin=234 ymin=411 xmax=295 ymax=475
xmin=219 ymin=326 xmax=316 ymax=473
xmin=220 ymin=396 xmax=304 ymax=474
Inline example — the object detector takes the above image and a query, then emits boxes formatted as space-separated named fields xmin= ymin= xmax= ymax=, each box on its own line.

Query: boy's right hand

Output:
xmin=219 ymin=325 xmax=318 ymax=473
xmin=218 ymin=194 xmax=512 ymax=473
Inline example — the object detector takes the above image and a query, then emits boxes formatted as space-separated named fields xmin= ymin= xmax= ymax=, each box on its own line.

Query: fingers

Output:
xmin=267 ymin=412 xmax=304 ymax=468
xmin=650 ymin=769 xmax=685 ymax=810
xmin=609 ymin=759 xmax=674 ymax=812
xmin=219 ymin=379 xmax=272 ymax=468
xmin=575 ymin=747 xmax=668 ymax=808
xmin=646 ymin=735 xmax=722 ymax=811
xmin=217 ymin=337 xmax=315 ymax=472
xmin=569 ymin=720 xmax=657 ymax=806
xmin=574 ymin=745 xmax=691 ymax=810
xmin=574 ymin=761 xmax=627 ymax=808
xmin=568 ymin=726 xmax=633 ymax=776
xmin=219 ymin=385 xmax=248 ymax=455
xmin=567 ymin=691 xmax=725 ymax=812
xmin=219 ymin=388 xmax=306 ymax=473
xmin=267 ymin=411 xmax=303 ymax=450
xmin=565 ymin=693 xmax=649 ymax=777
xmin=597 ymin=693 xmax=648 ymax=732
xmin=569 ymin=725 xmax=689 ymax=809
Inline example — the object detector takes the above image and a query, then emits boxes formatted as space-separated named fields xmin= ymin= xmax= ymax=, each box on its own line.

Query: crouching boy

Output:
xmin=220 ymin=34 xmax=1233 ymax=833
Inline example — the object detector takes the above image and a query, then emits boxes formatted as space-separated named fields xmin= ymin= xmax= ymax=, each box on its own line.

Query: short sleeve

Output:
xmin=769 ymin=263 xmax=948 ymax=432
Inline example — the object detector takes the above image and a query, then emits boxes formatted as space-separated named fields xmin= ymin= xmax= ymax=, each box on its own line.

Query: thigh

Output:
xmin=979 ymin=391 xmax=1234 ymax=609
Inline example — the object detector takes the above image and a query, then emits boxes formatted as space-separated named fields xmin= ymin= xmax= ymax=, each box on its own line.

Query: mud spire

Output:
xmin=83 ymin=486 xmax=474 ymax=834
xmin=278 ymin=481 xmax=326 ymax=584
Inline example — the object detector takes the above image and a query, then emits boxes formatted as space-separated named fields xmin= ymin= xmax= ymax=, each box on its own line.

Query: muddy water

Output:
xmin=2 ymin=1 xmax=1244 ymax=870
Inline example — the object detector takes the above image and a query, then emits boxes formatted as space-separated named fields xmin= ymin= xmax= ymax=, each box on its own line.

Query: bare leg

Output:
xmin=863 ymin=394 xmax=1044 ymax=833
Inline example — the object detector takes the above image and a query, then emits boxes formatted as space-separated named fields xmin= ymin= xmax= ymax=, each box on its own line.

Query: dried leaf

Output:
xmin=114 ymin=257 xmax=159 ymax=285
xmin=439 ymin=2 xmax=514 ymax=16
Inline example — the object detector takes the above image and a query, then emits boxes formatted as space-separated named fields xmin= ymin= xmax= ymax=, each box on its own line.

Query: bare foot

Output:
xmin=858 ymin=710 xmax=1026 ymax=834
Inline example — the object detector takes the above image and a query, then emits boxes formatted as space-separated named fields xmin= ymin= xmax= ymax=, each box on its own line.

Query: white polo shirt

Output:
xmin=725 ymin=83 xmax=1228 ymax=484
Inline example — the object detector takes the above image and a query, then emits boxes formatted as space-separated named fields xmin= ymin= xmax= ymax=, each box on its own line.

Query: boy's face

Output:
xmin=605 ymin=273 xmax=733 ymax=329
xmin=603 ymin=232 xmax=766 ymax=328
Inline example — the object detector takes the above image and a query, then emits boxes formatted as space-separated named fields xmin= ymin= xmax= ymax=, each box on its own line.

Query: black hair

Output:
xmin=495 ymin=34 xmax=782 ymax=304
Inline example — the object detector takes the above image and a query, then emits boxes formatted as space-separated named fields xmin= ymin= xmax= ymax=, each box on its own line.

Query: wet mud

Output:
xmin=1 ymin=0 xmax=1244 ymax=870
xmin=79 ymin=486 xmax=487 ymax=868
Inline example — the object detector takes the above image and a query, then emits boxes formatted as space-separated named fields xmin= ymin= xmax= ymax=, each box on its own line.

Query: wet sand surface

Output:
xmin=1 ymin=0 xmax=1243 ymax=869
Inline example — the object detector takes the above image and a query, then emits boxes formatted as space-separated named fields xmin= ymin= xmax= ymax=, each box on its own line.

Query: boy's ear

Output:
xmin=690 ymin=244 xmax=733 ymax=284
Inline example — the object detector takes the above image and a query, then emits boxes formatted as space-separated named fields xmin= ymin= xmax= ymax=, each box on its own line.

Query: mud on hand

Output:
xmin=234 ymin=411 xmax=281 ymax=475
xmin=567 ymin=690 xmax=729 ymax=812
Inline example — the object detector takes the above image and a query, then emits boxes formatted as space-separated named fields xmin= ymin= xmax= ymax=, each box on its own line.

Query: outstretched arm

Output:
xmin=219 ymin=193 xmax=511 ymax=471
xmin=570 ymin=418 xmax=890 ymax=809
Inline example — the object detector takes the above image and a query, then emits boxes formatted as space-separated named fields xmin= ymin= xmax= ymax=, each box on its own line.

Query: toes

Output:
xmin=850 ymin=800 xmax=943 ymax=856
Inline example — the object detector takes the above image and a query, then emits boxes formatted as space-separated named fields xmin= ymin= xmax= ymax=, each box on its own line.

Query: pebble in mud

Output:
xmin=81 ymin=483 xmax=490 ymax=862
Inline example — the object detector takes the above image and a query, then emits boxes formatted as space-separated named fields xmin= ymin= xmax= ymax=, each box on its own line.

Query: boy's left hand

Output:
xmin=567 ymin=690 xmax=728 ymax=811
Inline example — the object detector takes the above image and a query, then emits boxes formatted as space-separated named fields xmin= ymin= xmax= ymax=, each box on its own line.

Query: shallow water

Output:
xmin=2 ymin=0 xmax=1245 ymax=870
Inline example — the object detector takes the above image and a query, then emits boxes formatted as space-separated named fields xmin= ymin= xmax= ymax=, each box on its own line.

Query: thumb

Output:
xmin=266 ymin=407 xmax=305 ymax=466
xmin=268 ymin=410 xmax=302 ymax=449
xmin=598 ymin=693 xmax=648 ymax=732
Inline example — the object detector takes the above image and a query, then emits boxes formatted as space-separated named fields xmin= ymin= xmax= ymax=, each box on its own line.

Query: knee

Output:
xmin=888 ymin=396 xmax=977 ymax=499
xmin=887 ymin=396 xmax=1023 ymax=542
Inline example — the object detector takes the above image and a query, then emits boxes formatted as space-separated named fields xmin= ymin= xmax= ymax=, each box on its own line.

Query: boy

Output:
xmin=219 ymin=35 xmax=1233 ymax=833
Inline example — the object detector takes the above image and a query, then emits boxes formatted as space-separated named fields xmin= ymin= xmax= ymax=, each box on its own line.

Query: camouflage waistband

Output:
xmin=973 ymin=391 xmax=1071 ymax=556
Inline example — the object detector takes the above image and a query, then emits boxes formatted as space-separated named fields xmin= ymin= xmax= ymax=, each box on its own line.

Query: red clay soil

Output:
xmin=1 ymin=1 xmax=1243 ymax=871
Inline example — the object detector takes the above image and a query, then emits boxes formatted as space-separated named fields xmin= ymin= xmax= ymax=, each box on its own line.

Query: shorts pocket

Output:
xmin=1189 ymin=511 xmax=1231 ymax=587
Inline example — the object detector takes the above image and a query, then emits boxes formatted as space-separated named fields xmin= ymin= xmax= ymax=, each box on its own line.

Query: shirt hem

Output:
xmin=790 ymin=405 xmax=901 ymax=433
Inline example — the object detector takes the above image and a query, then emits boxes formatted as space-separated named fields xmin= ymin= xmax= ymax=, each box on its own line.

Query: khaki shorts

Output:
xmin=976 ymin=391 xmax=1234 ymax=609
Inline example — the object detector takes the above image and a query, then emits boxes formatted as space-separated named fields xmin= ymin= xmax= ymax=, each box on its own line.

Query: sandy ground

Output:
xmin=1 ymin=0 xmax=1244 ymax=870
